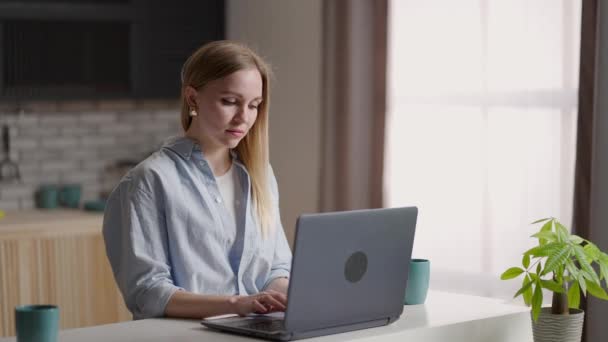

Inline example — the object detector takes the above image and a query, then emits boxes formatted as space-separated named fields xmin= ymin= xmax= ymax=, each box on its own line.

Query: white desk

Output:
xmin=0 ymin=291 xmax=533 ymax=342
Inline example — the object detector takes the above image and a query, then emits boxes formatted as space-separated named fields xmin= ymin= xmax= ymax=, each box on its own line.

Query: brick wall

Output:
xmin=0 ymin=100 xmax=182 ymax=210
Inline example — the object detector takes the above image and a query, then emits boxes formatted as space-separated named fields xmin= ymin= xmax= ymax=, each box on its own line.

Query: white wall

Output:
xmin=226 ymin=0 xmax=323 ymax=244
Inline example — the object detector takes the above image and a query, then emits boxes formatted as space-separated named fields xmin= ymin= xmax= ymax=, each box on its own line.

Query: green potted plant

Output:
xmin=501 ymin=217 xmax=608 ymax=342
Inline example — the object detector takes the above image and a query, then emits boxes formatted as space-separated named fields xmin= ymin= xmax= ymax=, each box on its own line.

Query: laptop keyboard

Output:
xmin=242 ymin=319 xmax=285 ymax=332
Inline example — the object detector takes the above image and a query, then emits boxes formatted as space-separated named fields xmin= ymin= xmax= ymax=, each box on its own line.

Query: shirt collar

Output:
xmin=162 ymin=135 xmax=241 ymax=164
xmin=162 ymin=135 xmax=197 ymax=160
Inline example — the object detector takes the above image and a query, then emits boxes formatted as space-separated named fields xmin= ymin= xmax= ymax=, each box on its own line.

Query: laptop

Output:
xmin=201 ymin=206 xmax=418 ymax=341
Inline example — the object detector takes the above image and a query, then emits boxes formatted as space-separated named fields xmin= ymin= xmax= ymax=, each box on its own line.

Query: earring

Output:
xmin=189 ymin=108 xmax=198 ymax=117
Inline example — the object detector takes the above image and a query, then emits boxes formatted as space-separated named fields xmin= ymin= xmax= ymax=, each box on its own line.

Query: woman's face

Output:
xmin=187 ymin=68 xmax=263 ymax=150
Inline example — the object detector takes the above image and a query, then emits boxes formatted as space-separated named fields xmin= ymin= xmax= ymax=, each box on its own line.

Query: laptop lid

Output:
xmin=284 ymin=206 xmax=418 ymax=333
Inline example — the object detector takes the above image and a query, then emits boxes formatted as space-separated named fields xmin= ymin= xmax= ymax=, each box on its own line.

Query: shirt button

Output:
xmin=215 ymin=196 xmax=222 ymax=203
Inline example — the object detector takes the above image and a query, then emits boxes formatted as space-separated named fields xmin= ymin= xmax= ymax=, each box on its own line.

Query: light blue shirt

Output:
xmin=102 ymin=136 xmax=292 ymax=319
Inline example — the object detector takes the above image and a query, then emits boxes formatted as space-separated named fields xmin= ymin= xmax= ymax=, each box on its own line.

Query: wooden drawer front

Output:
xmin=0 ymin=233 xmax=131 ymax=337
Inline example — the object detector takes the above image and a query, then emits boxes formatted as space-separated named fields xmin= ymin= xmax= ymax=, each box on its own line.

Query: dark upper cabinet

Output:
xmin=0 ymin=0 xmax=225 ymax=101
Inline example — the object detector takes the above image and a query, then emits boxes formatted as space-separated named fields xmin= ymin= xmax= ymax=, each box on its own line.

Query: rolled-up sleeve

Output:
xmin=102 ymin=182 xmax=181 ymax=319
xmin=263 ymin=165 xmax=292 ymax=289
xmin=266 ymin=220 xmax=292 ymax=285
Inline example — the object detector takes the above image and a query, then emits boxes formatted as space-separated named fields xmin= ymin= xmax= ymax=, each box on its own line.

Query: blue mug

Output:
xmin=404 ymin=259 xmax=430 ymax=305
xmin=36 ymin=185 xmax=59 ymax=209
xmin=58 ymin=184 xmax=82 ymax=208
xmin=15 ymin=305 xmax=59 ymax=342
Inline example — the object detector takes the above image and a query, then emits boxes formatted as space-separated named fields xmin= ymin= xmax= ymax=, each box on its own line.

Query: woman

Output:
xmin=102 ymin=41 xmax=291 ymax=320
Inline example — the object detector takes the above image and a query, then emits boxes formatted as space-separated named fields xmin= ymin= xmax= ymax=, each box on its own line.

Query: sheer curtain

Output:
xmin=385 ymin=0 xmax=582 ymax=299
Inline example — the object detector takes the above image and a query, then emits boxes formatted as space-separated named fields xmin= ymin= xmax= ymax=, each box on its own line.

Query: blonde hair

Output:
xmin=180 ymin=40 xmax=274 ymax=237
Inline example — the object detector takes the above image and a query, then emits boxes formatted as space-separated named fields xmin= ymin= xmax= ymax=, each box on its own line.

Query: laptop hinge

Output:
xmin=386 ymin=315 xmax=400 ymax=324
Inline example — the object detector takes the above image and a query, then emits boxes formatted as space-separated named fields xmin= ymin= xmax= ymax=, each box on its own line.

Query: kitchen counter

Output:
xmin=0 ymin=209 xmax=103 ymax=237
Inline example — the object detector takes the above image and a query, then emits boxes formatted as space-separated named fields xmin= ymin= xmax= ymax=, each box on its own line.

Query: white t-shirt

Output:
xmin=216 ymin=163 xmax=240 ymax=231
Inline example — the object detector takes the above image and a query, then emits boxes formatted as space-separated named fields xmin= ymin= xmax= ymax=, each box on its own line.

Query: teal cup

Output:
xmin=404 ymin=259 xmax=430 ymax=305
xmin=36 ymin=185 xmax=59 ymax=209
xmin=58 ymin=184 xmax=82 ymax=208
xmin=15 ymin=305 xmax=59 ymax=342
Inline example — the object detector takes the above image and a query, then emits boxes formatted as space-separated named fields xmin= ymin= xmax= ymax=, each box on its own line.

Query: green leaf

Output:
xmin=574 ymin=245 xmax=599 ymax=283
xmin=532 ymin=283 xmax=543 ymax=322
xmin=565 ymin=260 xmax=580 ymax=279
xmin=536 ymin=262 xmax=542 ymax=276
xmin=526 ymin=242 xmax=563 ymax=258
xmin=543 ymin=244 xmax=571 ymax=276
xmin=585 ymin=279 xmax=608 ymax=300
xmin=532 ymin=217 xmax=553 ymax=224
xmin=574 ymin=244 xmax=592 ymax=264
xmin=532 ymin=231 xmax=558 ymax=243
xmin=570 ymin=234 xmax=584 ymax=245
xmin=540 ymin=279 xmax=565 ymax=293
xmin=600 ymin=262 xmax=608 ymax=284
xmin=522 ymin=254 xmax=531 ymax=269
xmin=501 ymin=267 xmax=525 ymax=280
xmin=568 ymin=281 xmax=581 ymax=309
xmin=539 ymin=220 xmax=554 ymax=246
xmin=578 ymin=274 xmax=587 ymax=297
xmin=555 ymin=265 xmax=565 ymax=284
xmin=514 ymin=276 xmax=534 ymax=300
xmin=599 ymin=253 xmax=608 ymax=285
xmin=583 ymin=243 xmax=601 ymax=261
xmin=523 ymin=276 xmax=533 ymax=305
xmin=524 ymin=246 xmax=541 ymax=257
xmin=581 ymin=269 xmax=598 ymax=282
xmin=555 ymin=221 xmax=570 ymax=243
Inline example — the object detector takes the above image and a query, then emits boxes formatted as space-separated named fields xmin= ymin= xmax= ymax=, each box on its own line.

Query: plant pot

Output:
xmin=531 ymin=307 xmax=584 ymax=342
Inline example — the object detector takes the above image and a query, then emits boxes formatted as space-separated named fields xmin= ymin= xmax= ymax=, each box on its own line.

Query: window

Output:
xmin=386 ymin=0 xmax=582 ymax=299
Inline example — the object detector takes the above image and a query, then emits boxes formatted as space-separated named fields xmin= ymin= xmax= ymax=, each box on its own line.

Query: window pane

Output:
xmin=389 ymin=0 xmax=483 ymax=97
xmin=569 ymin=0 xmax=583 ymax=88
xmin=486 ymin=107 xmax=576 ymax=273
xmin=385 ymin=104 xmax=484 ymax=273
xmin=487 ymin=0 xmax=568 ymax=91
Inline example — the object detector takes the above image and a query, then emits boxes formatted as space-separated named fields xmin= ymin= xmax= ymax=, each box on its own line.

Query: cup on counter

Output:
xmin=35 ymin=185 xmax=59 ymax=209
xmin=15 ymin=305 xmax=59 ymax=342
xmin=58 ymin=184 xmax=82 ymax=208
xmin=404 ymin=258 xmax=430 ymax=305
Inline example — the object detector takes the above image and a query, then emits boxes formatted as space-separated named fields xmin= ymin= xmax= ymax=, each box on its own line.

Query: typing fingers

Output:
xmin=265 ymin=290 xmax=288 ymax=305
xmin=253 ymin=300 xmax=267 ymax=313
xmin=260 ymin=294 xmax=286 ymax=311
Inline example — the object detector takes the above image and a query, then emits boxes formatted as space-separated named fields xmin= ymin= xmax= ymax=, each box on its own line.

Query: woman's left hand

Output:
xmin=231 ymin=290 xmax=288 ymax=316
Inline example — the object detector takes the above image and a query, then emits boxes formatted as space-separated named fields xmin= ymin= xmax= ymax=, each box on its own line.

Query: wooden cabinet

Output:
xmin=0 ymin=210 xmax=131 ymax=337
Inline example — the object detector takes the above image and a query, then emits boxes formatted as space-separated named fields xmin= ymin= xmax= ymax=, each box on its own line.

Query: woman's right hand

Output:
xmin=231 ymin=290 xmax=287 ymax=316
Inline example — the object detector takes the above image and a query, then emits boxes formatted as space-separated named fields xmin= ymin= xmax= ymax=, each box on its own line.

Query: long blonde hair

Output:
xmin=180 ymin=40 xmax=274 ymax=237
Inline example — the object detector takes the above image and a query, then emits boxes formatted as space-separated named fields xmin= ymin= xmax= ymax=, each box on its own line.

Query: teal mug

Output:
xmin=404 ymin=259 xmax=430 ymax=305
xmin=36 ymin=185 xmax=59 ymax=209
xmin=58 ymin=184 xmax=82 ymax=208
xmin=15 ymin=305 xmax=59 ymax=342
